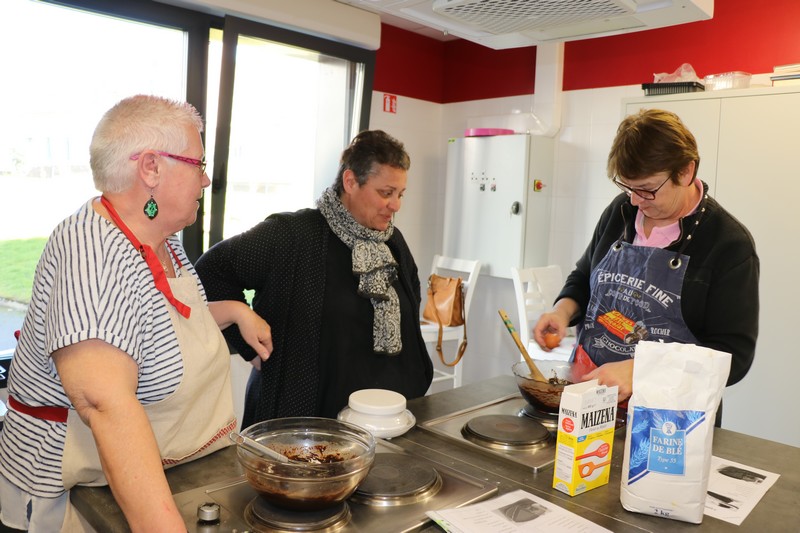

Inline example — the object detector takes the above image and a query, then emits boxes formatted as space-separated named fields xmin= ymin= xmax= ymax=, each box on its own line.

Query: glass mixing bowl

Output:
xmin=235 ymin=417 xmax=376 ymax=510
xmin=512 ymin=359 xmax=577 ymax=415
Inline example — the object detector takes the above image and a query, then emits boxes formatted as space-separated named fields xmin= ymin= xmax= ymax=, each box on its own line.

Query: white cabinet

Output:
xmin=442 ymin=134 xmax=555 ymax=278
xmin=623 ymin=87 xmax=800 ymax=447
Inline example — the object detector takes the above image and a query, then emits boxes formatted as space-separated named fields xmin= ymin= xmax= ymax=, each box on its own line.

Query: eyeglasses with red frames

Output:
xmin=613 ymin=174 xmax=672 ymax=200
xmin=130 ymin=150 xmax=206 ymax=174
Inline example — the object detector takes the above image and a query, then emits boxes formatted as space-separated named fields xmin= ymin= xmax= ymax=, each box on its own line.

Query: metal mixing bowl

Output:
xmin=512 ymin=360 xmax=577 ymax=414
xmin=235 ymin=417 xmax=376 ymax=510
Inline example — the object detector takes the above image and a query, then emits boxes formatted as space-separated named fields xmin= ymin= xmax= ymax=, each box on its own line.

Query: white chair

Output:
xmin=510 ymin=265 xmax=575 ymax=362
xmin=420 ymin=255 xmax=481 ymax=388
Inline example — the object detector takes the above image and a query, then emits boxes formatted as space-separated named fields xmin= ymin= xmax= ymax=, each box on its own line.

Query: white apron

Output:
xmin=59 ymin=270 xmax=235 ymax=529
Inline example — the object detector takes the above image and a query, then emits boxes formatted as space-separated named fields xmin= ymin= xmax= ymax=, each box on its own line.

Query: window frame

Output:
xmin=210 ymin=15 xmax=375 ymax=246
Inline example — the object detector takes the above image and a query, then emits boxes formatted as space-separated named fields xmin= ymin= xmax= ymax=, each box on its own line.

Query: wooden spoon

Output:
xmin=498 ymin=309 xmax=548 ymax=383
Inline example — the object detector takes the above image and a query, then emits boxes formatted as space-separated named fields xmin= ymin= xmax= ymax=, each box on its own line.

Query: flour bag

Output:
xmin=620 ymin=341 xmax=731 ymax=524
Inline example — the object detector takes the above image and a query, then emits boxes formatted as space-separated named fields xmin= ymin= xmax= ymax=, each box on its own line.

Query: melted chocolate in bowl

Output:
xmin=245 ymin=452 xmax=444 ymax=531
xmin=271 ymin=443 xmax=349 ymax=464
xmin=237 ymin=418 xmax=376 ymax=512
xmin=516 ymin=381 xmax=565 ymax=414
xmin=512 ymin=360 xmax=574 ymax=414
xmin=244 ymin=449 xmax=366 ymax=511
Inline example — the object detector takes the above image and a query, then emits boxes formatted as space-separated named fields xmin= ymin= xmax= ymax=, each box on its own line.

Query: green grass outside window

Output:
xmin=0 ymin=238 xmax=46 ymax=304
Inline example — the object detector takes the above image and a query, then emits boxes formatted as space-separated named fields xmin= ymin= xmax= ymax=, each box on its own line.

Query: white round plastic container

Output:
xmin=337 ymin=389 xmax=416 ymax=439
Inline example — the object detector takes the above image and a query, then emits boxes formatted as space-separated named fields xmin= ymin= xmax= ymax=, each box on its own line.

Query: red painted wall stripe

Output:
xmin=374 ymin=0 xmax=800 ymax=101
xmin=442 ymin=39 xmax=536 ymax=103
xmin=374 ymin=24 xmax=535 ymax=104
xmin=564 ymin=0 xmax=800 ymax=91
xmin=374 ymin=24 xmax=445 ymax=103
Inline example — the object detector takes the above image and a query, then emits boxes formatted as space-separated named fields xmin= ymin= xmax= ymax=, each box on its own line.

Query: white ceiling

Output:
xmin=335 ymin=1 xmax=460 ymax=42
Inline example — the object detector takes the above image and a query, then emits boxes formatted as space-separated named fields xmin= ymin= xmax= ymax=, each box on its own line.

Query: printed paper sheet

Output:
xmin=427 ymin=489 xmax=612 ymax=533
xmin=704 ymin=456 xmax=779 ymax=525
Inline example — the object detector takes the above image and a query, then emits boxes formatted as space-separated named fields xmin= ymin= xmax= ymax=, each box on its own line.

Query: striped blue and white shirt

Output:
xmin=0 ymin=199 xmax=205 ymax=497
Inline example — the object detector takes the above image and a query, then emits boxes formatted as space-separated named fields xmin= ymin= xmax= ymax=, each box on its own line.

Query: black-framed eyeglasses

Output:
xmin=613 ymin=174 xmax=672 ymax=200
xmin=130 ymin=150 xmax=207 ymax=174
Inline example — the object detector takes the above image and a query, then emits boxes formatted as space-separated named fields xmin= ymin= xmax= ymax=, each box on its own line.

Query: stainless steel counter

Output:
xmin=71 ymin=376 xmax=800 ymax=532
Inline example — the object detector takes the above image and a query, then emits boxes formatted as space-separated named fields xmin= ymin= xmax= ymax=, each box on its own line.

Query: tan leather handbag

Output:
xmin=422 ymin=274 xmax=467 ymax=366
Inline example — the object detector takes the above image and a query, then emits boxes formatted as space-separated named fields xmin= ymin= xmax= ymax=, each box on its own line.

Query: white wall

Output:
xmin=367 ymin=93 xmax=445 ymax=279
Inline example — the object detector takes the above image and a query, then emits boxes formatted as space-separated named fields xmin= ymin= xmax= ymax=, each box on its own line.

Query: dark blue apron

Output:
xmin=575 ymin=240 xmax=698 ymax=369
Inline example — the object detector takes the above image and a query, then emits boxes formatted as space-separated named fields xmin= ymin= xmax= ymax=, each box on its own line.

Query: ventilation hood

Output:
xmin=336 ymin=0 xmax=713 ymax=49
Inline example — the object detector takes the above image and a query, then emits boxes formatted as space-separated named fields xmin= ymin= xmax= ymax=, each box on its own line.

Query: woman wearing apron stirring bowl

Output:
xmin=0 ymin=95 xmax=272 ymax=531
xmin=532 ymin=109 xmax=759 ymax=425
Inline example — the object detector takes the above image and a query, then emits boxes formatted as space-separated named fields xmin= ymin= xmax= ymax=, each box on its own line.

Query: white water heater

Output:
xmin=442 ymin=133 xmax=554 ymax=278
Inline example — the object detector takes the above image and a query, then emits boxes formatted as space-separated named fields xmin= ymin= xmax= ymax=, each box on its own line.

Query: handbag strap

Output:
xmin=430 ymin=281 xmax=467 ymax=367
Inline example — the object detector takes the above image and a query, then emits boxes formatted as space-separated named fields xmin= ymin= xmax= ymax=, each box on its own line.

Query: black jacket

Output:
xmin=559 ymin=183 xmax=759 ymax=386
xmin=195 ymin=209 xmax=433 ymax=421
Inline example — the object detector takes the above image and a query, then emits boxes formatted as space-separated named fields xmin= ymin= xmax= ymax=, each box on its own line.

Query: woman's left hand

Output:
xmin=238 ymin=309 xmax=272 ymax=361
xmin=581 ymin=359 xmax=634 ymax=401
xmin=209 ymin=301 xmax=272 ymax=361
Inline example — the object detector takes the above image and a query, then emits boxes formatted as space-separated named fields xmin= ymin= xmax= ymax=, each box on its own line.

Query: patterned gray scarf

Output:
xmin=317 ymin=187 xmax=402 ymax=354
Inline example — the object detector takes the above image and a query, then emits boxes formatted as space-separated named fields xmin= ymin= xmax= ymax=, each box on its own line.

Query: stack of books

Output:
xmin=771 ymin=63 xmax=800 ymax=86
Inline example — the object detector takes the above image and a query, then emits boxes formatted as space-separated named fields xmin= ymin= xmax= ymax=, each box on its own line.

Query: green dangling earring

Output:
xmin=143 ymin=194 xmax=159 ymax=219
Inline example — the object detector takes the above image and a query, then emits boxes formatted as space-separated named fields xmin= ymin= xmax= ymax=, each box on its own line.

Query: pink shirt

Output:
xmin=633 ymin=178 xmax=703 ymax=248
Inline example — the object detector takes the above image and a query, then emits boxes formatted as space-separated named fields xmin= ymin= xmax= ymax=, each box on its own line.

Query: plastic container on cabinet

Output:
xmin=703 ymin=72 xmax=752 ymax=90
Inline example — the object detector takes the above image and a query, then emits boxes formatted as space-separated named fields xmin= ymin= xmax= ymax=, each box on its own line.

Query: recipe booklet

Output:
xmin=427 ymin=489 xmax=613 ymax=533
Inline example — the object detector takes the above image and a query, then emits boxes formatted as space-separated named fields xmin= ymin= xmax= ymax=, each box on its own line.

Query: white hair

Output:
xmin=89 ymin=95 xmax=204 ymax=193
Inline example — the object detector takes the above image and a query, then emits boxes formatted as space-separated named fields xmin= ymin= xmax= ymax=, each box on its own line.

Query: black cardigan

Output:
xmin=195 ymin=209 xmax=433 ymax=420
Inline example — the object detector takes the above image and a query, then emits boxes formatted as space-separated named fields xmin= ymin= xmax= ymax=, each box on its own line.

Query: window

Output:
xmin=205 ymin=16 xmax=373 ymax=246
xmin=0 ymin=0 xmax=189 ymax=242
xmin=0 ymin=0 xmax=374 ymax=354
xmin=0 ymin=0 xmax=191 ymax=355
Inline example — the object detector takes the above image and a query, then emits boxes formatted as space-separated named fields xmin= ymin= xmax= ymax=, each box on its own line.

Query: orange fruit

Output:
xmin=544 ymin=332 xmax=561 ymax=349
